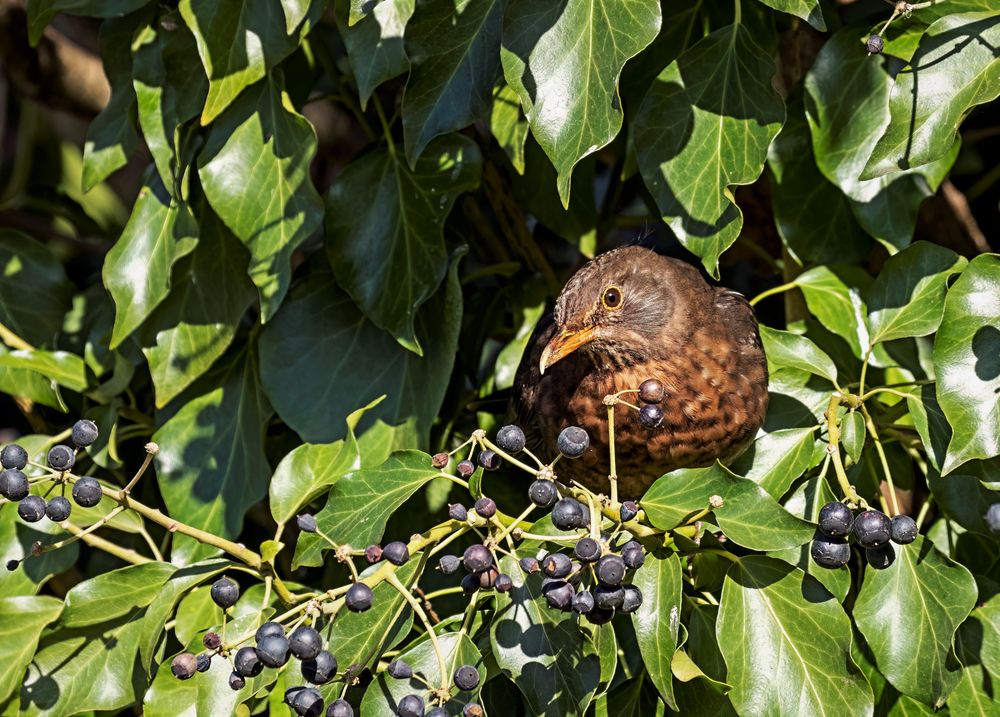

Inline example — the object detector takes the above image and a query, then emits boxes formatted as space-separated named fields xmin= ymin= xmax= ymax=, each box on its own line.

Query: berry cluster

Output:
xmin=811 ymin=502 xmax=918 ymax=570
xmin=0 ymin=420 xmax=102 ymax=533
xmin=385 ymin=660 xmax=484 ymax=717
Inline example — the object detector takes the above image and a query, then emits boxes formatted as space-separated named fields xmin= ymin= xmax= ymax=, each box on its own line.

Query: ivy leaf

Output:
xmin=718 ymin=556 xmax=874 ymax=716
xmin=293 ymin=451 xmax=440 ymax=568
xmin=61 ymin=562 xmax=176 ymax=628
xmin=268 ymin=397 xmax=383 ymax=525
xmin=635 ymin=22 xmax=783 ymax=277
xmin=793 ymin=266 xmax=873 ymax=359
xmin=25 ymin=0 xmax=150 ymax=45
xmin=153 ymin=347 xmax=273 ymax=565
xmin=754 ymin=0 xmax=824 ymax=30
xmin=102 ymin=170 xmax=199 ymax=349
xmin=866 ymin=241 xmax=967 ymax=345
xmin=0 ymin=499 xmax=79 ymax=598
xmin=841 ymin=411 xmax=866 ymax=465
xmin=759 ymin=326 xmax=838 ymax=385
xmin=502 ymin=0 xmax=661 ymax=206
xmin=730 ymin=426 xmax=821 ymax=498
xmin=631 ymin=551 xmax=683 ymax=709
xmin=325 ymin=135 xmax=481 ymax=353
xmin=492 ymin=556 xmax=603 ymax=715
xmin=0 ymin=230 xmax=73 ymax=348
xmin=335 ymin=0 xmax=413 ymax=108
xmin=0 ymin=344 xmax=66 ymax=411
xmin=641 ymin=464 xmax=814 ymax=551
xmin=259 ymin=253 xmax=463 ymax=447
xmin=401 ymin=0 xmax=503 ymax=165
xmin=0 ymin=349 xmax=88 ymax=393
xmin=492 ymin=82 xmax=529 ymax=174
xmin=932 ymin=254 xmax=1000 ymax=473
xmin=949 ymin=596 xmax=1000 ymax=715
xmin=198 ymin=73 xmax=323 ymax=321
xmin=0 ymin=596 xmax=63 ymax=706
xmin=853 ymin=537 xmax=978 ymax=707
xmin=863 ymin=13 xmax=1000 ymax=179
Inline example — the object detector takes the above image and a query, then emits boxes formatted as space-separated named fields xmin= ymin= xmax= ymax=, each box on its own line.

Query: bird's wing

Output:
xmin=713 ymin=288 xmax=764 ymax=354
xmin=509 ymin=310 xmax=557 ymax=451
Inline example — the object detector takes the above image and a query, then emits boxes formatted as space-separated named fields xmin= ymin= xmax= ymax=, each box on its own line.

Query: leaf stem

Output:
xmin=607 ymin=403 xmax=619 ymax=506
xmin=860 ymin=405 xmax=901 ymax=516
xmin=824 ymin=394 xmax=869 ymax=509
xmin=749 ymin=281 xmax=796 ymax=307
xmin=62 ymin=521 xmax=152 ymax=564
xmin=387 ymin=572 xmax=449 ymax=690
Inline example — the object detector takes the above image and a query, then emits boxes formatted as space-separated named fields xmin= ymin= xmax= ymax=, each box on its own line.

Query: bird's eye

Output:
xmin=601 ymin=286 xmax=623 ymax=311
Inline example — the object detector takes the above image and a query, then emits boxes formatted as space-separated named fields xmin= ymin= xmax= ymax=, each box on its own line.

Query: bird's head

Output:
xmin=539 ymin=247 xmax=707 ymax=375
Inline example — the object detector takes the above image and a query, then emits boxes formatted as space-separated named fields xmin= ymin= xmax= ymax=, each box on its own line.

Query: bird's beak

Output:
xmin=539 ymin=326 xmax=597 ymax=375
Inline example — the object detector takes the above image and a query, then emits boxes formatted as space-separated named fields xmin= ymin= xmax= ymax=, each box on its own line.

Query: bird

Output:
xmin=511 ymin=246 xmax=768 ymax=498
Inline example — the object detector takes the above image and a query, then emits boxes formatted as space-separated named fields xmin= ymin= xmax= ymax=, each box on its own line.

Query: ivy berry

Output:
xmin=0 ymin=469 xmax=29 ymax=501
xmin=301 ymin=650 xmax=338 ymax=684
xmin=818 ymin=502 xmax=854 ymax=539
xmin=171 ymin=652 xmax=198 ymax=680
xmin=45 ymin=496 xmax=72 ymax=522
xmin=557 ymin=426 xmax=589 ymax=458
xmin=383 ymin=541 xmax=410 ymax=566
xmin=1 ymin=444 xmax=28 ymax=470
xmin=71 ymin=419 xmax=99 ymax=447
xmin=454 ymin=665 xmax=481 ymax=691
xmin=811 ymin=536 xmax=850 ymax=569
xmin=210 ymin=577 xmax=240 ymax=608
xmin=327 ymin=699 xmax=354 ymax=717
xmin=551 ymin=498 xmax=589 ymax=531
xmin=17 ymin=495 xmax=46 ymax=523
xmin=289 ymin=627 xmax=323 ymax=660
xmin=853 ymin=510 xmax=892 ymax=548
xmin=890 ymin=515 xmax=918 ymax=544
xmin=72 ymin=476 xmax=102 ymax=507
xmin=255 ymin=633 xmax=290 ymax=668
xmin=638 ymin=404 xmax=664 ymax=428
xmin=396 ymin=694 xmax=424 ymax=717
xmin=638 ymin=378 xmax=665 ymax=404
xmin=595 ymin=554 xmax=626 ymax=586
xmin=528 ymin=479 xmax=559 ymax=507
xmin=47 ymin=444 xmax=75 ymax=471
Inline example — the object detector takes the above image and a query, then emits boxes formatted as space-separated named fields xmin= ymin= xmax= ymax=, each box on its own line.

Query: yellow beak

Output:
xmin=539 ymin=326 xmax=597 ymax=375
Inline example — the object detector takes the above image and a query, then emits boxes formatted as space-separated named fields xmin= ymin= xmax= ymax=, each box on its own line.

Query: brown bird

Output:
xmin=511 ymin=246 xmax=768 ymax=498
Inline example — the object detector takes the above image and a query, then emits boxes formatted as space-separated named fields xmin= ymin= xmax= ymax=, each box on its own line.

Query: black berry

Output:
xmin=572 ymin=590 xmax=595 ymax=614
xmin=365 ymin=544 xmax=383 ymax=563
xmin=987 ymin=503 xmax=1000 ymax=534
xmin=474 ymin=497 xmax=497 ymax=519
xmin=296 ymin=514 xmax=318 ymax=533
xmin=396 ymin=694 xmax=424 ymax=717
xmin=866 ymin=543 xmax=896 ymax=570
xmin=818 ymin=502 xmax=854 ymax=539
xmin=866 ymin=34 xmax=884 ymax=54
xmin=196 ymin=654 xmax=211 ymax=672
xmin=519 ymin=556 xmax=540 ymax=574
xmin=204 ymin=631 xmax=223 ymax=649
xmin=638 ymin=404 xmax=663 ymax=428
xmin=302 ymin=650 xmax=338 ymax=684
xmin=255 ymin=634 xmax=290 ymax=668
xmin=345 ymin=583 xmax=373 ymax=612
xmin=234 ymin=646 xmax=263 ymax=677
xmin=45 ymin=496 xmax=71 ymax=522
xmin=255 ymin=622 xmax=284 ymax=643
xmin=1 ymin=469 xmax=29 ymax=501
xmin=594 ymin=585 xmax=625 ymax=609
xmin=495 ymin=573 xmax=514 ymax=592
xmin=463 ymin=544 xmax=492 ymax=573
xmin=461 ymin=573 xmax=480 ymax=593
xmin=542 ymin=579 xmax=575 ymax=610
xmin=171 ymin=652 xmax=197 ymax=679
xmin=431 ymin=452 xmax=450 ymax=469
xmin=454 ymin=664 xmax=480 ymax=691
xmin=551 ymin=498 xmax=588 ymax=531
xmin=5 ymin=559 xmax=19 ymax=571
xmin=448 ymin=503 xmax=468 ymax=521
xmin=1 ymin=444 xmax=28 ymax=470
xmin=383 ymin=541 xmax=410 ymax=566
xmin=496 ymin=425 xmax=526 ymax=453
xmin=596 ymin=554 xmax=626 ymax=586
xmin=427 ymin=709 xmax=448 ymax=717
xmin=890 ymin=515 xmax=918 ymax=545
xmin=811 ymin=536 xmax=851 ymax=568
xmin=438 ymin=554 xmax=460 ymax=574
xmin=528 ymin=479 xmax=558 ymax=507
xmin=229 ymin=672 xmax=245 ymax=690
xmin=638 ymin=379 xmax=665 ymax=404
xmin=542 ymin=551 xmax=572 ymax=578
xmin=853 ymin=510 xmax=892 ymax=548
xmin=47 ymin=445 xmax=75 ymax=471
xmin=456 ymin=460 xmax=475 ymax=478
xmin=72 ymin=476 xmax=102 ymax=507
xmin=287 ymin=686 xmax=324 ymax=717
xmin=477 ymin=450 xmax=502 ymax=471
xmin=387 ymin=659 xmax=413 ymax=679
xmin=621 ymin=584 xmax=643 ymax=613
xmin=586 ymin=607 xmax=614 ymax=625
xmin=17 ymin=495 xmax=45 ymax=523
xmin=621 ymin=541 xmax=645 ymax=570
xmin=289 ymin=626 xmax=323 ymax=660
xmin=557 ymin=426 xmax=589 ymax=458
xmin=328 ymin=699 xmax=354 ymax=717
xmin=574 ymin=537 xmax=601 ymax=563
xmin=210 ymin=577 xmax=240 ymax=608
xmin=71 ymin=419 xmax=99 ymax=447
xmin=620 ymin=500 xmax=638 ymax=522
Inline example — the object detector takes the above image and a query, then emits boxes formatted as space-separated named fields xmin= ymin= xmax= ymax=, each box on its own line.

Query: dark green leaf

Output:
xmin=102 ymin=170 xmax=199 ymax=348
xmin=841 ymin=411 xmax=866 ymax=465
xmin=335 ymin=0 xmax=413 ymax=107
xmin=949 ymin=595 xmax=1000 ymax=716
xmin=635 ymin=22 xmax=783 ymax=276
xmin=754 ymin=0 xmax=824 ymax=31
xmin=401 ymin=0 xmax=503 ymax=165
xmin=630 ymin=551 xmax=682 ymax=709
xmin=325 ymin=135 xmax=481 ymax=352
xmin=0 ymin=344 xmax=65 ymax=411
xmin=718 ymin=556 xmax=874 ymax=716
xmin=26 ymin=0 xmax=151 ymax=45
xmin=62 ymin=562 xmax=176 ymax=628
xmin=0 ymin=596 xmax=63 ymax=706
xmin=854 ymin=537 xmax=978 ymax=707
xmin=503 ymin=0 xmax=661 ymax=205
xmin=759 ymin=326 xmax=838 ymax=384
xmin=0 ymin=482 xmax=79 ymax=598
xmin=0 ymin=349 xmax=88 ymax=392
xmin=864 ymin=13 xmax=1000 ymax=179
xmin=153 ymin=347 xmax=273 ymax=565
xmin=198 ymin=73 xmax=323 ymax=320
xmin=0 ymin=229 xmax=73 ymax=348
xmin=730 ymin=426 xmax=821 ymax=498
xmin=932 ymin=254 xmax=1000 ymax=473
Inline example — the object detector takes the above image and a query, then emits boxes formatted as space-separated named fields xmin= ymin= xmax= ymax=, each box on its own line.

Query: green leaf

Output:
xmin=635 ymin=22 xmax=784 ymax=277
xmin=841 ymin=411 xmax=866 ymax=465
xmin=0 ymin=497 xmax=79 ymax=598
xmin=325 ymin=135 xmax=481 ymax=352
xmin=153 ymin=347 xmax=273 ymax=565
xmin=949 ymin=595 xmax=1000 ymax=716
xmin=0 ymin=344 xmax=65 ymax=411
xmin=61 ymin=562 xmax=176 ymax=628
xmin=401 ymin=0 xmax=502 ymax=165
xmin=867 ymin=241 xmax=967 ymax=345
xmin=793 ymin=265 xmax=872 ymax=359
xmin=259 ymin=253 xmax=463 ymax=446
xmin=854 ymin=537 xmax=978 ymax=707
xmin=718 ymin=556 xmax=874 ymax=716
xmin=631 ymin=551 xmax=682 ymax=709
xmin=198 ymin=73 xmax=324 ymax=321
xmin=932 ymin=254 xmax=1000 ymax=473
xmin=503 ymin=0 xmax=661 ymax=206
xmin=360 ymin=631 xmax=484 ymax=716
xmin=25 ymin=0 xmax=151 ymax=45
xmin=0 ymin=229 xmax=73 ymax=348
xmin=103 ymin=170 xmax=199 ymax=349
xmin=82 ymin=13 xmax=145 ymax=191
xmin=491 ymin=556 xmax=602 ymax=716
xmin=730 ymin=426 xmax=821 ymax=498
xmin=759 ymin=325 xmax=838 ymax=384
xmin=754 ymin=0 xmax=824 ymax=30
xmin=132 ymin=10 xmax=208 ymax=194
xmin=293 ymin=450 xmax=440 ymax=568
xmin=491 ymin=82 xmax=529 ymax=174
xmin=335 ymin=0 xmax=413 ymax=108
xmin=268 ymin=397 xmax=383 ymax=525
xmin=0 ymin=349 xmax=88 ymax=392
xmin=139 ymin=209 xmax=255 ymax=408
xmin=642 ymin=464 xmax=814 ymax=551
xmin=863 ymin=13 xmax=1000 ymax=179
xmin=0 ymin=596 xmax=63 ymax=706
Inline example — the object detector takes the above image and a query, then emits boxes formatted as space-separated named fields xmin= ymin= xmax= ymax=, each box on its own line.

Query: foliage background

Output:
xmin=0 ymin=0 xmax=998 ymax=715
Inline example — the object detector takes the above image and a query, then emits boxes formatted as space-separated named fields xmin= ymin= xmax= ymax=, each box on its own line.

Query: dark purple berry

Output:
xmin=296 ymin=514 xmax=318 ymax=533
xmin=620 ymin=500 xmax=638 ymax=522
xmin=461 ymin=573 xmax=480 ymax=593
xmin=387 ymin=659 xmax=412 ymax=679
xmin=866 ymin=543 xmax=896 ymax=570
xmin=853 ymin=510 xmax=892 ymax=548
xmin=327 ymin=700 xmax=354 ymax=717
xmin=210 ymin=577 xmax=240 ymax=608
xmin=5 ymin=559 xmax=18 ymax=571
xmin=811 ymin=536 xmax=851 ymax=568
xmin=596 ymin=554 xmax=626 ymax=586
xmin=542 ymin=551 xmax=572 ymax=578
xmin=302 ymin=650 xmax=337 ymax=684
xmin=255 ymin=634 xmax=290 ymax=667
xmin=574 ymin=537 xmax=601 ymax=563
xmin=621 ymin=541 xmax=644 ymax=570
xmin=345 ymin=583 xmax=373 ymax=612
xmin=519 ymin=556 xmax=540 ymax=574
xmin=473 ymin=497 xmax=496 ymax=519
xmin=572 ymin=590 xmax=595 ymax=614
xmin=456 ymin=460 xmax=475 ymax=478
xmin=438 ymin=554 xmax=460 ymax=574
xmin=254 ymin=622 xmax=283 ymax=643
xmin=638 ymin=404 xmax=663 ymax=428
xmin=866 ymin=35 xmax=884 ymax=54
xmin=890 ymin=515 xmax=918 ymax=544
xmin=234 ymin=646 xmax=263 ymax=677
xmin=586 ymin=606 xmax=615 ymax=625
xmin=47 ymin=444 xmax=74 ymax=471
xmin=551 ymin=498 xmax=588 ymax=530
xmin=638 ymin=379 xmax=665 ymax=404
xmin=477 ymin=450 xmax=501 ymax=471
xmin=45 ymin=496 xmax=71 ymax=522
xmin=71 ymin=476 xmax=102 ymax=507
xmin=431 ymin=452 xmax=449 ymax=469
xmin=71 ymin=419 xmax=99 ymax=447
xmin=365 ymin=544 xmax=383 ymax=563
xmin=594 ymin=585 xmax=625 ymax=609
xmin=818 ymin=502 xmax=854 ymax=539
xmin=1 ymin=444 xmax=28 ymax=470
xmin=496 ymin=424 xmax=526 ymax=453
xmin=495 ymin=573 xmax=514 ymax=592
xmin=383 ymin=541 xmax=409 ymax=566
xmin=621 ymin=584 xmax=643 ymax=613
xmin=463 ymin=544 xmax=492 ymax=573
xmin=289 ymin=626 xmax=323 ymax=660
xmin=454 ymin=664 xmax=480 ymax=691
xmin=229 ymin=672 xmax=245 ymax=690
xmin=557 ymin=426 xmax=589 ymax=458
xmin=0 ymin=469 xmax=29 ymax=501
xmin=528 ymin=479 xmax=558 ymax=507
xmin=196 ymin=654 xmax=211 ymax=672
xmin=17 ymin=495 xmax=45 ymax=523
xmin=542 ymin=579 xmax=575 ymax=610
xmin=396 ymin=694 xmax=424 ymax=717
xmin=448 ymin=502 xmax=468 ymax=521
xmin=171 ymin=652 xmax=197 ymax=679
xmin=204 ymin=631 xmax=223 ymax=649
xmin=287 ymin=686 xmax=324 ymax=717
